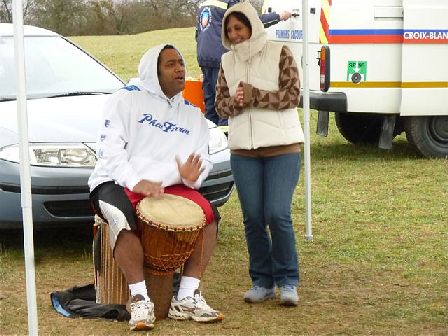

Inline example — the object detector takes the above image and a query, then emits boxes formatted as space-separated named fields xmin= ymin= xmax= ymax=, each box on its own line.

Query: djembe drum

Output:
xmin=94 ymin=215 xmax=129 ymax=305
xmin=136 ymin=194 xmax=206 ymax=274
xmin=94 ymin=194 xmax=206 ymax=320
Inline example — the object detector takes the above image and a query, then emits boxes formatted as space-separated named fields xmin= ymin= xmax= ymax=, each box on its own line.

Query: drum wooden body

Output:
xmin=136 ymin=194 xmax=206 ymax=275
xmin=95 ymin=215 xmax=129 ymax=305
xmin=94 ymin=215 xmax=174 ymax=320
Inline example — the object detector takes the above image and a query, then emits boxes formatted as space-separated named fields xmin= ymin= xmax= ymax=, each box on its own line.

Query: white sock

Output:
xmin=129 ymin=280 xmax=150 ymax=301
xmin=177 ymin=276 xmax=200 ymax=300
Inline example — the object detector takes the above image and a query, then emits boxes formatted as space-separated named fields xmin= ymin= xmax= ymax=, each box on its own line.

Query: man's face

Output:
xmin=158 ymin=48 xmax=186 ymax=98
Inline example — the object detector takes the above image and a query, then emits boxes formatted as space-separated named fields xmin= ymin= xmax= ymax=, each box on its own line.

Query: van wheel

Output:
xmin=404 ymin=116 xmax=448 ymax=158
xmin=335 ymin=112 xmax=383 ymax=144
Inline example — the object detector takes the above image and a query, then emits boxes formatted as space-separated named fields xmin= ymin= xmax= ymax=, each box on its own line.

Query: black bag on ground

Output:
xmin=50 ymin=284 xmax=130 ymax=321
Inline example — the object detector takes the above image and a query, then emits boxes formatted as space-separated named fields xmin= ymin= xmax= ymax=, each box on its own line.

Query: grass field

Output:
xmin=0 ymin=27 xmax=447 ymax=335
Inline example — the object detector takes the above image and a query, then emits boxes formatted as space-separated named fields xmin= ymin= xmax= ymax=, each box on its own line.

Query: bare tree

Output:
xmin=30 ymin=0 xmax=87 ymax=35
xmin=3 ymin=0 xmax=209 ymax=36
xmin=0 ymin=0 xmax=36 ymax=23
xmin=0 ymin=0 xmax=12 ymax=22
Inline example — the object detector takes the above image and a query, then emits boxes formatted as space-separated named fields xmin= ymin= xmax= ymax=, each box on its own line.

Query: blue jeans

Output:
xmin=231 ymin=153 xmax=301 ymax=288
xmin=201 ymin=66 xmax=228 ymax=126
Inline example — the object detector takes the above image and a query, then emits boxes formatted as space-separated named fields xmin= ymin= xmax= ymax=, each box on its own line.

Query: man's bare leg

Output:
xmin=114 ymin=230 xmax=145 ymax=284
xmin=114 ymin=230 xmax=155 ymax=331
xmin=169 ymin=221 xmax=223 ymax=322
xmin=183 ymin=221 xmax=217 ymax=279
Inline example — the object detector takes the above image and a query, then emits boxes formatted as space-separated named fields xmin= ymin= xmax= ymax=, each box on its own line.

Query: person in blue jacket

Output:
xmin=195 ymin=0 xmax=291 ymax=126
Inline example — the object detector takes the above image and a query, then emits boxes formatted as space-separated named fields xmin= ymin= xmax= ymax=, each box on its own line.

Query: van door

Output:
xmin=400 ymin=0 xmax=448 ymax=116
xmin=401 ymin=0 xmax=448 ymax=157
xmin=327 ymin=0 xmax=404 ymax=114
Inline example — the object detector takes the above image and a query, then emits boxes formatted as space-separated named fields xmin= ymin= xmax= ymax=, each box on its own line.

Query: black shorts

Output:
xmin=90 ymin=181 xmax=137 ymax=231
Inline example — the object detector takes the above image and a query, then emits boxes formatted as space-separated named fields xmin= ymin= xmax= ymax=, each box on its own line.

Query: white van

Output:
xmin=263 ymin=0 xmax=448 ymax=158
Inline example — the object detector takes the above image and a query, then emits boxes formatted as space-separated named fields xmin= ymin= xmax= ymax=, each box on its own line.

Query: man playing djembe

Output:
xmin=88 ymin=44 xmax=223 ymax=331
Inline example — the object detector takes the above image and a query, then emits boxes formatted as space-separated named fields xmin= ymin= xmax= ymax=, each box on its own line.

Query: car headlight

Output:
xmin=208 ymin=126 xmax=228 ymax=155
xmin=0 ymin=143 xmax=97 ymax=167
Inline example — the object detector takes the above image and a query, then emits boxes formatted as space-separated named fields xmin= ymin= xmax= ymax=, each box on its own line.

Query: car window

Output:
xmin=0 ymin=35 xmax=123 ymax=100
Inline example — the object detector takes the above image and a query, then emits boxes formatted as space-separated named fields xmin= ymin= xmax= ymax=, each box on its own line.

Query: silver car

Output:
xmin=0 ymin=23 xmax=233 ymax=229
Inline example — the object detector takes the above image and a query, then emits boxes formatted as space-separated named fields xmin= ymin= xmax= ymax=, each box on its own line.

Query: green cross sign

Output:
xmin=347 ymin=61 xmax=367 ymax=83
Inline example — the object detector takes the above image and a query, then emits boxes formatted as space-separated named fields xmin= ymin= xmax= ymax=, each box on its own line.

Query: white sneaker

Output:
xmin=279 ymin=285 xmax=299 ymax=306
xmin=244 ymin=286 xmax=275 ymax=303
xmin=129 ymin=295 xmax=155 ymax=331
xmin=168 ymin=289 xmax=224 ymax=323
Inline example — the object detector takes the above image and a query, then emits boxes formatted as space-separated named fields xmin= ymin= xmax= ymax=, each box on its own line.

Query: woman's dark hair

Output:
xmin=224 ymin=11 xmax=252 ymax=38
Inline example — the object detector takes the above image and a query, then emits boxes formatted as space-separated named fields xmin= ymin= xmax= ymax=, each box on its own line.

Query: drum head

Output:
xmin=137 ymin=194 xmax=205 ymax=231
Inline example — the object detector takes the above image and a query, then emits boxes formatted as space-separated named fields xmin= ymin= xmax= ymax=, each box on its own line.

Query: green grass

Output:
xmin=70 ymin=28 xmax=202 ymax=82
xmin=0 ymin=27 xmax=447 ymax=335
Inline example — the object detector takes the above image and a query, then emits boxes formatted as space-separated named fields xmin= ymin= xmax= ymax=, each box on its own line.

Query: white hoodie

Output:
xmin=88 ymin=44 xmax=212 ymax=192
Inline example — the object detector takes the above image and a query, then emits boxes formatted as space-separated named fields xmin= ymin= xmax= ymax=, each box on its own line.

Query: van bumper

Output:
xmin=299 ymin=91 xmax=347 ymax=113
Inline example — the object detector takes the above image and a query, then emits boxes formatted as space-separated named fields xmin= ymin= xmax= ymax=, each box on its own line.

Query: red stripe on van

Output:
xmin=320 ymin=10 xmax=329 ymax=39
xmin=329 ymin=35 xmax=403 ymax=43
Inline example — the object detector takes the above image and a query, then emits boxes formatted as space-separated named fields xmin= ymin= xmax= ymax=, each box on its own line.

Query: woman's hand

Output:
xmin=234 ymin=83 xmax=244 ymax=108
xmin=133 ymin=180 xmax=164 ymax=197
xmin=176 ymin=154 xmax=204 ymax=184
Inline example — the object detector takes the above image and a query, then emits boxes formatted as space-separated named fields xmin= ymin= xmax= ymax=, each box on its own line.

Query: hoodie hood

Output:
xmin=221 ymin=1 xmax=267 ymax=61
xmin=138 ymin=44 xmax=186 ymax=101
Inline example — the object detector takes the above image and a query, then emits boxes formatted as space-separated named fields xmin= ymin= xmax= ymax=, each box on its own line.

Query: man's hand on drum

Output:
xmin=176 ymin=154 xmax=205 ymax=183
xmin=133 ymin=180 xmax=164 ymax=198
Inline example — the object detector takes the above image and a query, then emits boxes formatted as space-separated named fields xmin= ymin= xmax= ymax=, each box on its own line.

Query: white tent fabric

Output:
xmin=302 ymin=0 xmax=313 ymax=240
xmin=12 ymin=0 xmax=39 ymax=334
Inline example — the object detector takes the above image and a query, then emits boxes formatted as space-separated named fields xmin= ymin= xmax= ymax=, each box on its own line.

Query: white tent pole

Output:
xmin=302 ymin=0 xmax=313 ymax=241
xmin=12 ymin=0 xmax=39 ymax=334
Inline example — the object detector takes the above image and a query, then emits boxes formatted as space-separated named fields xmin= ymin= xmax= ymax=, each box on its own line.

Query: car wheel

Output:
xmin=404 ymin=116 xmax=448 ymax=158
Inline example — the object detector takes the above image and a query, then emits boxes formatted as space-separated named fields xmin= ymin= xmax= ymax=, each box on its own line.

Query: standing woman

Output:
xmin=215 ymin=1 xmax=304 ymax=306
